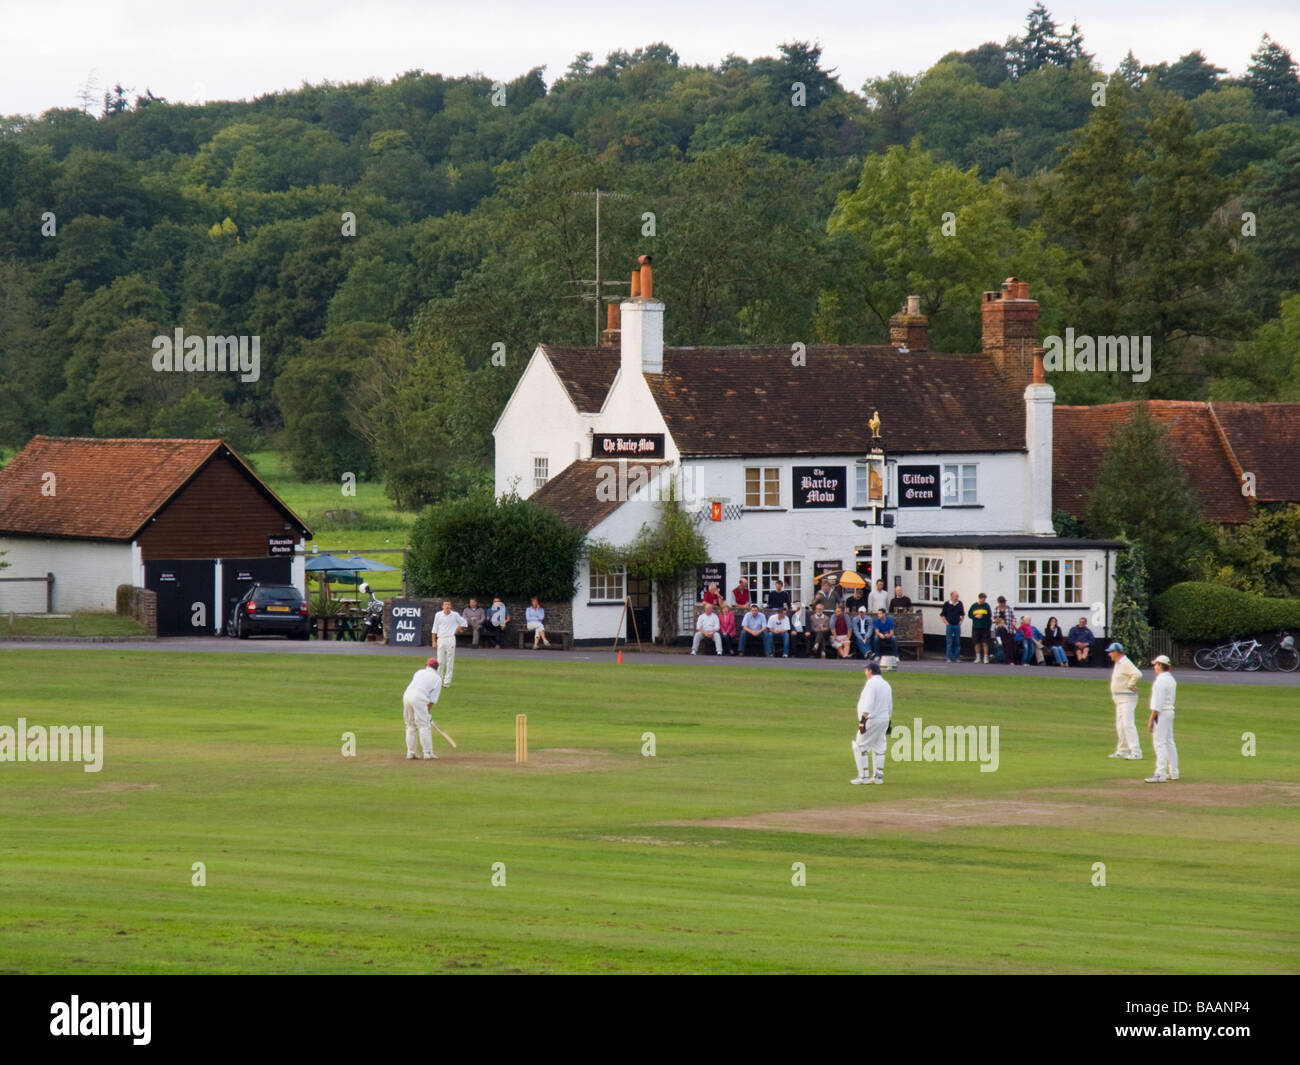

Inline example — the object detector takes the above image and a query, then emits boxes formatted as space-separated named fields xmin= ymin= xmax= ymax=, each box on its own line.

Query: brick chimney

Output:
xmin=620 ymin=253 xmax=663 ymax=376
xmin=982 ymin=277 xmax=1039 ymax=382
xmin=600 ymin=302 xmax=620 ymax=347
xmin=888 ymin=295 xmax=928 ymax=351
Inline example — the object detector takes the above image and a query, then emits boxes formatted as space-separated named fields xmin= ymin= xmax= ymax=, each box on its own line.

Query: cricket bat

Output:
xmin=432 ymin=723 xmax=457 ymax=748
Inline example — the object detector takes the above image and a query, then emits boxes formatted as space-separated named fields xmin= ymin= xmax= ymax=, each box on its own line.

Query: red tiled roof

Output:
xmin=0 ymin=436 xmax=303 ymax=541
xmin=1053 ymin=403 xmax=1254 ymax=523
xmin=542 ymin=346 xmax=1026 ymax=455
xmin=1209 ymin=403 xmax=1300 ymax=504
xmin=530 ymin=459 xmax=668 ymax=533
xmin=540 ymin=345 xmax=620 ymax=414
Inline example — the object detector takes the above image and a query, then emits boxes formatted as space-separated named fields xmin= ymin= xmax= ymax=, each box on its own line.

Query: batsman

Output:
xmin=402 ymin=657 xmax=456 ymax=760
xmin=851 ymin=658 xmax=892 ymax=785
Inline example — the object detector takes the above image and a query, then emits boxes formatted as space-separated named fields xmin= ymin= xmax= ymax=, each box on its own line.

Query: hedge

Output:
xmin=1152 ymin=581 xmax=1300 ymax=642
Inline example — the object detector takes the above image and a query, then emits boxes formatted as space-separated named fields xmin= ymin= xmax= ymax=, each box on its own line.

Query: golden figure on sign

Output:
xmin=869 ymin=410 xmax=882 ymax=438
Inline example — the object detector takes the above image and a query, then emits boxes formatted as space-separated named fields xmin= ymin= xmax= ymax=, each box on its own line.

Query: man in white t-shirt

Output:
xmin=851 ymin=659 xmax=893 ymax=784
xmin=1145 ymin=655 xmax=1179 ymax=783
xmin=431 ymin=600 xmax=467 ymax=686
xmin=402 ymin=658 xmax=443 ymax=760
xmin=764 ymin=605 xmax=792 ymax=658
xmin=867 ymin=579 xmax=890 ymax=615
xmin=691 ymin=602 xmax=722 ymax=655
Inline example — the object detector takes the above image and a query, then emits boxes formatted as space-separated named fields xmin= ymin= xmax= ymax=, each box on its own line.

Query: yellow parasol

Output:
xmin=837 ymin=571 xmax=867 ymax=590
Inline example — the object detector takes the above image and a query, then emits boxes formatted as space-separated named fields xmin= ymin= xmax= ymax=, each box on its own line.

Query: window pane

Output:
xmin=764 ymin=468 xmax=780 ymax=506
xmin=855 ymin=465 xmax=867 ymax=505
xmin=1018 ymin=560 xmax=1036 ymax=604
xmin=962 ymin=465 xmax=977 ymax=504
xmin=1042 ymin=559 xmax=1060 ymax=603
xmin=745 ymin=468 xmax=760 ymax=507
xmin=1064 ymin=559 xmax=1083 ymax=604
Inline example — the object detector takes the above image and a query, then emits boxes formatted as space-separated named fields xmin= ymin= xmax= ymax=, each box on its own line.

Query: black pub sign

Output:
xmin=592 ymin=433 xmax=665 ymax=459
xmin=898 ymin=465 xmax=941 ymax=507
xmin=792 ymin=466 xmax=846 ymax=509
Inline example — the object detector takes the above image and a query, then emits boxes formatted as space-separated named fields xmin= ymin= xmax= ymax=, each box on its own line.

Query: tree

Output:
xmin=1110 ymin=543 xmax=1152 ymax=661
xmin=1144 ymin=51 xmax=1225 ymax=99
xmin=1244 ymin=34 xmax=1300 ymax=115
xmin=1084 ymin=404 xmax=1212 ymax=595
xmin=1202 ymin=504 xmax=1300 ymax=598
xmin=1208 ymin=289 xmax=1300 ymax=400
xmin=1006 ymin=4 xmax=1089 ymax=80
xmin=407 ymin=492 xmax=585 ymax=600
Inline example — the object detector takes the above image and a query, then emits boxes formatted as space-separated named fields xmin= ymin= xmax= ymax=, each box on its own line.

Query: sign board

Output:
xmin=592 ymin=433 xmax=665 ymax=459
xmin=814 ymin=560 xmax=842 ymax=583
xmin=898 ymin=465 xmax=941 ymax=507
xmin=387 ymin=599 xmax=426 ymax=646
xmin=791 ymin=466 xmax=846 ymax=509
xmin=698 ymin=563 xmax=727 ymax=601
xmin=268 ymin=534 xmax=295 ymax=557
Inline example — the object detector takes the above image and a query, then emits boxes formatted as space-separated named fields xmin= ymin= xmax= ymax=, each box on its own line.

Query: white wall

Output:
xmin=0 ymin=538 xmax=133 ymax=613
xmin=493 ymin=346 xmax=589 ymax=498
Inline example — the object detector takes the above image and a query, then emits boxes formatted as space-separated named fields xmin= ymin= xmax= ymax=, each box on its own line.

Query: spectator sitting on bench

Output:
xmin=1068 ymin=617 xmax=1095 ymax=664
xmin=485 ymin=596 xmax=510 ymax=648
xmin=691 ymin=601 xmax=723 ymax=656
xmin=701 ymin=582 xmax=722 ymax=607
xmin=830 ymin=604 xmax=852 ymax=658
xmin=718 ymin=602 xmax=737 ymax=655
xmin=809 ymin=602 xmax=831 ymax=658
xmin=872 ymin=608 xmax=898 ymax=658
xmin=765 ymin=605 xmax=792 ymax=658
xmin=852 ymin=607 xmax=873 ymax=658
xmin=526 ymin=596 xmax=551 ymax=649
xmin=889 ymin=584 xmax=912 ymax=612
xmin=738 ymin=604 xmax=766 ymax=655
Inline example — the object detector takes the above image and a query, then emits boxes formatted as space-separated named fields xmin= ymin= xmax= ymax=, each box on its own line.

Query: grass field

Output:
xmin=1 ymin=651 xmax=1297 ymax=974
xmin=248 ymin=450 xmax=414 ymax=556
xmin=1 ymin=612 xmax=145 ymax=638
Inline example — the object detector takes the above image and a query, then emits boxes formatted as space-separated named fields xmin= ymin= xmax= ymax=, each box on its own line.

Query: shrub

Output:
xmin=407 ymin=492 xmax=584 ymax=600
xmin=1152 ymin=581 xmax=1300 ymax=642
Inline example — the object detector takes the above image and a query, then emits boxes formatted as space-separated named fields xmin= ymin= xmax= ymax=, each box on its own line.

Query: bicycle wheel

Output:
xmin=1193 ymin=646 xmax=1222 ymax=670
xmin=1260 ymin=650 xmax=1278 ymax=671
xmin=1244 ymin=649 xmax=1263 ymax=671
xmin=1272 ymin=646 xmax=1300 ymax=673
xmin=1222 ymin=650 xmax=1244 ymax=671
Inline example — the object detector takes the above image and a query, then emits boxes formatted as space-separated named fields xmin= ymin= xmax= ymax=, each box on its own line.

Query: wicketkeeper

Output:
xmin=403 ymin=657 xmax=443 ymax=760
xmin=851 ymin=659 xmax=892 ymax=785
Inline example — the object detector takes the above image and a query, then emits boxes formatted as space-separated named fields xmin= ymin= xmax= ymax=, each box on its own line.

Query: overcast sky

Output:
xmin=3 ymin=1 xmax=1298 ymax=117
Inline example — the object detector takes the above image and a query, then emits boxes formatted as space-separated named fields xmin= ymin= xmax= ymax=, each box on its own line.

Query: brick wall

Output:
xmin=116 ymin=585 xmax=158 ymax=635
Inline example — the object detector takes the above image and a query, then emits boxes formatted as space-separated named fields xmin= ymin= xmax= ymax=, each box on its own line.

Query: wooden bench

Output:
xmin=893 ymin=611 xmax=924 ymax=660
xmin=517 ymin=629 xmax=573 ymax=650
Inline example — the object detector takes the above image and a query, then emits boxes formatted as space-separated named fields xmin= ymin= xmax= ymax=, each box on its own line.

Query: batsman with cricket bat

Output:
xmin=403 ymin=657 xmax=456 ymax=760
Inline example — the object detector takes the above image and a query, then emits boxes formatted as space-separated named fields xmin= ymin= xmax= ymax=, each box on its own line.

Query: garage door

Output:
xmin=144 ymin=559 xmax=216 ymax=637
xmin=222 ymin=557 xmax=293 ymax=631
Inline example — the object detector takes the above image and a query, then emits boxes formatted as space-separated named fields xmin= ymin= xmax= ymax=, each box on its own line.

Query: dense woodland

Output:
xmin=1 ymin=4 xmax=1299 ymax=510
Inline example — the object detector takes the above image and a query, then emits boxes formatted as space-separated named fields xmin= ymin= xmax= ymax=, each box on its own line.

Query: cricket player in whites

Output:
xmin=431 ymin=600 xmax=467 ymax=686
xmin=403 ymin=657 xmax=443 ymax=760
xmin=851 ymin=659 xmax=892 ymax=784
xmin=1145 ymin=654 xmax=1179 ymax=783
xmin=1106 ymin=641 xmax=1143 ymax=760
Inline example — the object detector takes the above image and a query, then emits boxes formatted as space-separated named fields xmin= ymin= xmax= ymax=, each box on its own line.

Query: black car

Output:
xmin=228 ymin=583 xmax=311 ymax=639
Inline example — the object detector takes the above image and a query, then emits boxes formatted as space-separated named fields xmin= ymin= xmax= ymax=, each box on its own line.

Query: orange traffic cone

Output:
xmin=617 ymin=650 xmax=623 ymax=664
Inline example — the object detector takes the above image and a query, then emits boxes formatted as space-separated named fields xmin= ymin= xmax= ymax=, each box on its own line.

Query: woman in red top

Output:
xmin=701 ymin=582 xmax=722 ymax=606
xmin=717 ymin=602 xmax=737 ymax=655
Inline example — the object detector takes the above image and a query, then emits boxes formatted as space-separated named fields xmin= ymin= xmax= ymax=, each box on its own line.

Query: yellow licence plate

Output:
xmin=266 ymin=605 xmax=290 ymax=612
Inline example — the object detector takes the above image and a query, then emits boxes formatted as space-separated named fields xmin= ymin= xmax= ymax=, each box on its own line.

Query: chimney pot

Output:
xmin=630 ymin=267 xmax=640 ymax=299
xmin=906 ymin=294 xmax=921 ymax=316
xmin=638 ymin=253 xmax=653 ymax=301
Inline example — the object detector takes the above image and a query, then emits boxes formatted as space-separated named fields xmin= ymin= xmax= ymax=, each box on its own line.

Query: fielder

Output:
xmin=851 ymin=659 xmax=892 ymax=785
xmin=403 ymin=657 xmax=444 ymax=760
xmin=1145 ymin=654 xmax=1179 ymax=783
xmin=431 ymin=600 xmax=467 ymax=686
xmin=1106 ymin=641 xmax=1143 ymax=760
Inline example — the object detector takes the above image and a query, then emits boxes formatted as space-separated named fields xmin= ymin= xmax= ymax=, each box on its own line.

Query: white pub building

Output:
xmin=495 ymin=260 xmax=1122 ymax=648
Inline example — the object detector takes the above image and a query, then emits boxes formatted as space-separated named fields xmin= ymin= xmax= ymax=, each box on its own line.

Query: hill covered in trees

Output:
xmin=1 ymin=4 xmax=1298 ymax=506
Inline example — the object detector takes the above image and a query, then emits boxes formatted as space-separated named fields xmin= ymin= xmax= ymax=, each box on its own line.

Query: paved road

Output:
xmin=3 ymin=637 xmax=1298 ymax=686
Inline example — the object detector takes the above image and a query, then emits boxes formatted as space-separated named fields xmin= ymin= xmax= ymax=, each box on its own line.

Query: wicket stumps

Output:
xmin=515 ymin=714 xmax=528 ymax=764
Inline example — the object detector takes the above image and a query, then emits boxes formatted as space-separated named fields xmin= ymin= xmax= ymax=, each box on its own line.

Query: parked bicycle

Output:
xmin=1261 ymin=631 xmax=1298 ymax=673
xmin=1193 ymin=636 xmax=1263 ymax=672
